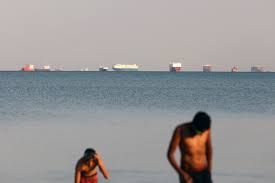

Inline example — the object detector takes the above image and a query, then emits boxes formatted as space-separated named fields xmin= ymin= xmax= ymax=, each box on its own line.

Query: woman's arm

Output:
xmin=75 ymin=162 xmax=81 ymax=183
xmin=95 ymin=153 xmax=110 ymax=179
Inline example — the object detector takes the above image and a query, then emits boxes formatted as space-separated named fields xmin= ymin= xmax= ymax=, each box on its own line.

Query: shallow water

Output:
xmin=0 ymin=72 xmax=274 ymax=183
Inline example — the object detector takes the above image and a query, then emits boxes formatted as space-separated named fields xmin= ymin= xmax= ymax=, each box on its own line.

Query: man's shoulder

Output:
xmin=176 ymin=122 xmax=192 ymax=130
xmin=174 ymin=122 xmax=192 ymax=135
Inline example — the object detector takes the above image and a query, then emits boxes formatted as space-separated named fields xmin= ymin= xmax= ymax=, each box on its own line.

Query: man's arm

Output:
xmin=167 ymin=126 xmax=192 ymax=182
xmin=206 ymin=130 xmax=213 ymax=172
xmin=74 ymin=163 xmax=81 ymax=183
xmin=95 ymin=154 xmax=110 ymax=180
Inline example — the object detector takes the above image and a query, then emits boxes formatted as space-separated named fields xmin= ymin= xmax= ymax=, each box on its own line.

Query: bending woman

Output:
xmin=75 ymin=148 xmax=110 ymax=183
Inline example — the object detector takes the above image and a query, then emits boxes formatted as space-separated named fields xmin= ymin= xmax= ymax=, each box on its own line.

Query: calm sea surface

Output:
xmin=0 ymin=72 xmax=275 ymax=183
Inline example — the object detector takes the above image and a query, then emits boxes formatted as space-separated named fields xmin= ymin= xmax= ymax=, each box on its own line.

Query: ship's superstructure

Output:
xmin=203 ymin=65 xmax=212 ymax=72
xmin=112 ymin=64 xmax=138 ymax=71
xmin=169 ymin=62 xmax=182 ymax=72
xmin=251 ymin=66 xmax=264 ymax=72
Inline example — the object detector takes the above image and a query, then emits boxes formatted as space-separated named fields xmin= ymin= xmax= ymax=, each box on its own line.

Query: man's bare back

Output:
xmin=179 ymin=123 xmax=211 ymax=172
xmin=167 ymin=112 xmax=213 ymax=183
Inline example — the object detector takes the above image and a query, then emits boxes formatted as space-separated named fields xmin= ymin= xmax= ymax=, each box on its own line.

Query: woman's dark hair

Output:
xmin=192 ymin=112 xmax=211 ymax=132
xmin=83 ymin=148 xmax=96 ymax=162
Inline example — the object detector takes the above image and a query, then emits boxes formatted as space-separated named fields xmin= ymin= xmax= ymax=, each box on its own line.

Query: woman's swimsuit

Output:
xmin=81 ymin=172 xmax=98 ymax=183
xmin=81 ymin=163 xmax=98 ymax=183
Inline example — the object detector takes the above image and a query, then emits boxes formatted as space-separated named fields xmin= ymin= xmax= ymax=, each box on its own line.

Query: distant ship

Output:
xmin=112 ymin=64 xmax=138 ymax=71
xmin=251 ymin=66 xmax=264 ymax=72
xmin=99 ymin=66 xmax=108 ymax=71
xmin=203 ymin=65 xmax=212 ymax=72
xmin=169 ymin=62 xmax=182 ymax=72
xmin=35 ymin=65 xmax=51 ymax=71
xmin=21 ymin=64 xmax=35 ymax=71
xmin=80 ymin=68 xmax=89 ymax=71
xmin=231 ymin=66 xmax=239 ymax=72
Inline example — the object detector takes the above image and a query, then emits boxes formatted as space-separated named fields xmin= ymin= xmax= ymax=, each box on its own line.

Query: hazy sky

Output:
xmin=0 ymin=0 xmax=274 ymax=71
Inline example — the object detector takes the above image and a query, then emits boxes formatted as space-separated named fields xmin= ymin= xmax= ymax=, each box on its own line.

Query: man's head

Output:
xmin=83 ymin=148 xmax=96 ymax=162
xmin=192 ymin=112 xmax=211 ymax=134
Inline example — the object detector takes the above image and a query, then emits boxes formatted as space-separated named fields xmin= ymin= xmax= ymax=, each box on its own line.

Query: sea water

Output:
xmin=0 ymin=71 xmax=274 ymax=183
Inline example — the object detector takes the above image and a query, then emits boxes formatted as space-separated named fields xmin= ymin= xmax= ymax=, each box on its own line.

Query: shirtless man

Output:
xmin=167 ymin=112 xmax=213 ymax=183
xmin=75 ymin=148 xmax=110 ymax=183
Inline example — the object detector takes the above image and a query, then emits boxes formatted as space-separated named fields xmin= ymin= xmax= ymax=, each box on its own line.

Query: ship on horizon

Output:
xmin=21 ymin=64 xmax=35 ymax=71
xmin=80 ymin=68 xmax=89 ymax=71
xmin=169 ymin=62 xmax=182 ymax=72
xmin=203 ymin=65 xmax=212 ymax=72
xmin=112 ymin=64 xmax=138 ymax=71
xmin=251 ymin=66 xmax=264 ymax=72
xmin=231 ymin=66 xmax=239 ymax=72
xmin=99 ymin=66 xmax=108 ymax=71
xmin=21 ymin=64 xmax=51 ymax=71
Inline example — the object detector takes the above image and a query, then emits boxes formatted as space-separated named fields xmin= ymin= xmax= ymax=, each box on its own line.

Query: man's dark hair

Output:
xmin=83 ymin=148 xmax=96 ymax=162
xmin=192 ymin=112 xmax=211 ymax=132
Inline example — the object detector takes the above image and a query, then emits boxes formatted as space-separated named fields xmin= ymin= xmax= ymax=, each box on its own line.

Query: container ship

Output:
xmin=169 ymin=62 xmax=182 ymax=72
xmin=203 ymin=65 xmax=212 ymax=72
xmin=112 ymin=64 xmax=138 ymax=71
xmin=21 ymin=64 xmax=35 ymax=71
xmin=99 ymin=66 xmax=108 ymax=71
xmin=251 ymin=66 xmax=264 ymax=72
